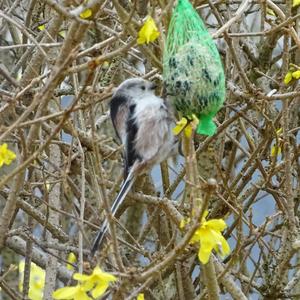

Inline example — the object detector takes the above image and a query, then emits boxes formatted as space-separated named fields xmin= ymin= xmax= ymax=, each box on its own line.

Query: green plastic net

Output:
xmin=163 ymin=0 xmax=225 ymax=136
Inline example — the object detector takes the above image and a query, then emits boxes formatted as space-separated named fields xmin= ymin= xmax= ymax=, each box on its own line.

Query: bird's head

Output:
xmin=114 ymin=78 xmax=157 ymax=99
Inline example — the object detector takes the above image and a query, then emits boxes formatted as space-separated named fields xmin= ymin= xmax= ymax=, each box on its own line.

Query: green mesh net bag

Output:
xmin=163 ymin=0 xmax=225 ymax=136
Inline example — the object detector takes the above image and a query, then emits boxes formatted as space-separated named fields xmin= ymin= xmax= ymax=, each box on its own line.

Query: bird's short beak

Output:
xmin=150 ymin=82 xmax=157 ymax=90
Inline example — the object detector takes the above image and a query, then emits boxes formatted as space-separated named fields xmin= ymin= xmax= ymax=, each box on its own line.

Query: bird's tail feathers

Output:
xmin=111 ymin=169 xmax=135 ymax=215
xmin=91 ymin=219 xmax=108 ymax=257
xmin=91 ymin=169 xmax=136 ymax=256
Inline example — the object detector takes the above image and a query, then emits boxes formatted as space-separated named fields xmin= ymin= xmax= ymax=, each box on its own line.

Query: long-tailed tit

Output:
xmin=91 ymin=78 xmax=178 ymax=255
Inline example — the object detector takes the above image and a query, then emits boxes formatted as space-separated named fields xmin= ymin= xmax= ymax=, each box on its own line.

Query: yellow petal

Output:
xmin=137 ymin=293 xmax=145 ymax=300
xmin=137 ymin=36 xmax=146 ymax=44
xmin=284 ymin=72 xmax=293 ymax=84
xmin=198 ymin=242 xmax=213 ymax=264
xmin=271 ymin=145 xmax=282 ymax=157
xmin=67 ymin=252 xmax=77 ymax=270
xmin=200 ymin=228 xmax=220 ymax=249
xmin=266 ymin=8 xmax=275 ymax=16
xmin=29 ymin=287 xmax=43 ymax=300
xmin=91 ymin=282 xmax=109 ymax=298
xmin=38 ymin=24 xmax=45 ymax=31
xmin=137 ymin=16 xmax=160 ymax=45
xmin=205 ymin=219 xmax=227 ymax=232
xmin=184 ymin=124 xmax=193 ymax=138
xmin=80 ymin=281 xmax=95 ymax=291
xmin=19 ymin=261 xmax=45 ymax=299
xmin=180 ymin=217 xmax=191 ymax=229
xmin=184 ymin=115 xmax=199 ymax=138
xmin=276 ymin=128 xmax=283 ymax=135
xmin=202 ymin=227 xmax=230 ymax=262
xmin=173 ymin=117 xmax=188 ymax=136
xmin=53 ymin=286 xmax=79 ymax=299
xmin=190 ymin=228 xmax=202 ymax=244
xmin=292 ymin=70 xmax=300 ymax=79
xmin=0 ymin=143 xmax=16 ymax=167
xmin=74 ymin=290 xmax=93 ymax=300
xmin=220 ymin=235 xmax=231 ymax=257
xmin=180 ymin=218 xmax=186 ymax=229
xmin=293 ymin=0 xmax=300 ymax=7
xmin=58 ymin=30 xmax=66 ymax=38
xmin=202 ymin=210 xmax=209 ymax=220
xmin=73 ymin=273 xmax=92 ymax=281
xmin=19 ymin=260 xmax=25 ymax=273
xmin=93 ymin=266 xmax=117 ymax=282
xmin=271 ymin=128 xmax=283 ymax=157
xmin=53 ymin=284 xmax=93 ymax=300
xmin=80 ymin=8 xmax=92 ymax=19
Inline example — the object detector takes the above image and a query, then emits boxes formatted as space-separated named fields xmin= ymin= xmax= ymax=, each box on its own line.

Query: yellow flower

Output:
xmin=58 ymin=30 xmax=66 ymax=38
xmin=173 ymin=115 xmax=199 ymax=138
xmin=19 ymin=261 xmax=45 ymax=300
xmin=137 ymin=293 xmax=145 ymax=300
xmin=67 ymin=252 xmax=77 ymax=270
xmin=74 ymin=266 xmax=117 ymax=298
xmin=292 ymin=70 xmax=300 ymax=79
xmin=53 ymin=284 xmax=93 ymax=300
xmin=53 ymin=266 xmax=116 ymax=299
xmin=137 ymin=16 xmax=160 ymax=44
xmin=173 ymin=117 xmax=188 ymax=136
xmin=293 ymin=0 xmax=300 ymax=7
xmin=189 ymin=211 xmax=230 ymax=264
xmin=180 ymin=217 xmax=191 ymax=229
xmin=80 ymin=8 xmax=92 ymax=19
xmin=266 ymin=8 xmax=276 ymax=16
xmin=0 ymin=143 xmax=16 ymax=167
xmin=271 ymin=128 xmax=283 ymax=157
xmin=271 ymin=145 xmax=282 ymax=157
xmin=38 ymin=24 xmax=45 ymax=31
xmin=284 ymin=72 xmax=293 ymax=85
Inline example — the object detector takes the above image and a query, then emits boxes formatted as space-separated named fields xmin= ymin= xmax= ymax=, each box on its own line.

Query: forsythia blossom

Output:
xmin=53 ymin=266 xmax=117 ymax=300
xmin=67 ymin=252 xmax=77 ymax=270
xmin=137 ymin=16 xmax=160 ymax=44
xmin=270 ymin=128 xmax=283 ymax=157
xmin=293 ymin=0 xmax=300 ymax=7
xmin=74 ymin=266 xmax=117 ymax=298
xmin=19 ymin=261 xmax=45 ymax=300
xmin=284 ymin=67 xmax=300 ymax=84
xmin=292 ymin=70 xmax=300 ymax=79
xmin=173 ymin=115 xmax=199 ymax=138
xmin=80 ymin=9 xmax=92 ymax=19
xmin=284 ymin=72 xmax=293 ymax=85
xmin=0 ymin=143 xmax=16 ymax=167
xmin=182 ymin=211 xmax=230 ymax=264
xmin=53 ymin=284 xmax=93 ymax=300
xmin=137 ymin=293 xmax=145 ymax=300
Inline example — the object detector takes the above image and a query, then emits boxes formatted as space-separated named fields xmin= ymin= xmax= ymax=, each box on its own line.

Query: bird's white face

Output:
xmin=114 ymin=78 xmax=157 ymax=99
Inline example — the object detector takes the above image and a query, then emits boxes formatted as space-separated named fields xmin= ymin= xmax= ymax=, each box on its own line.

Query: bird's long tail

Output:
xmin=91 ymin=170 xmax=135 ymax=256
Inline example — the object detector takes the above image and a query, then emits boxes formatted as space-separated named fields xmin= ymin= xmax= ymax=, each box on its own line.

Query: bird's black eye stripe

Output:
xmin=141 ymin=85 xmax=145 ymax=90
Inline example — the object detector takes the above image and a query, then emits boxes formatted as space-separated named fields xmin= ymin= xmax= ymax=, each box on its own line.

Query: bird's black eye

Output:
xmin=141 ymin=85 xmax=145 ymax=90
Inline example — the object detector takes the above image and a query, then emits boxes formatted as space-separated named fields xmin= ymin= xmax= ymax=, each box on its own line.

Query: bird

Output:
xmin=91 ymin=78 xmax=178 ymax=255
